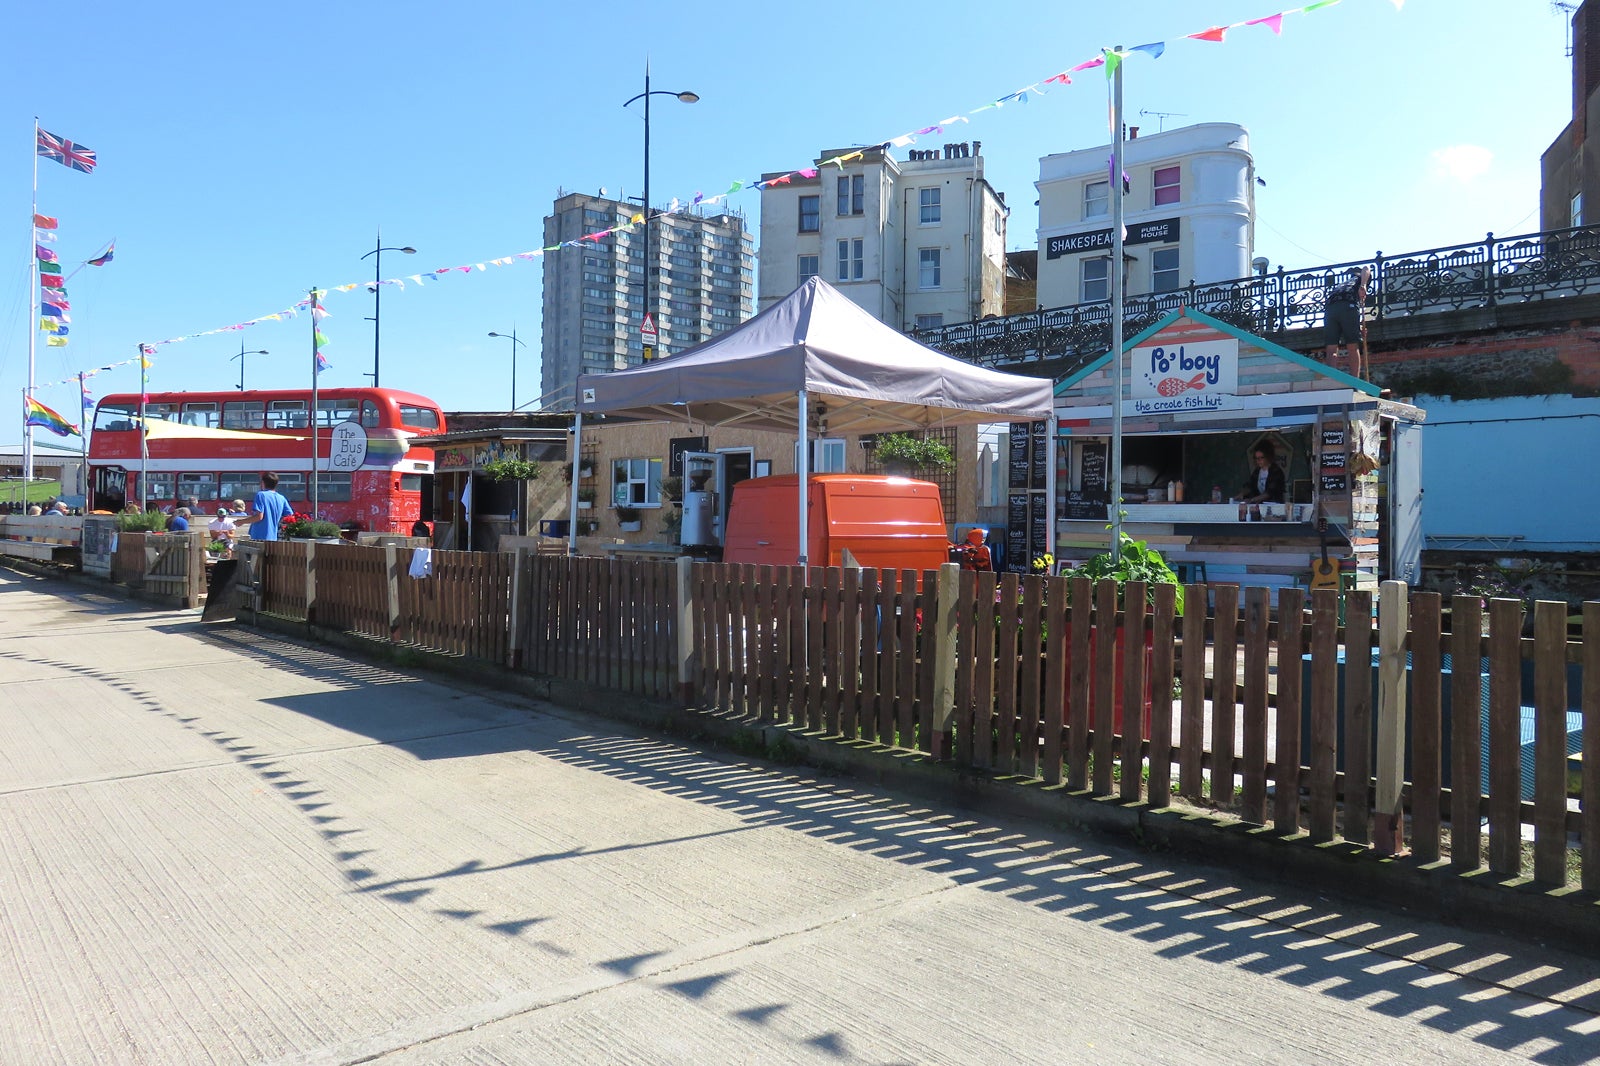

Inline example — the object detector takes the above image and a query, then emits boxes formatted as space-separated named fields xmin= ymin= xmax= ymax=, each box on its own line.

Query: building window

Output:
xmin=796 ymin=438 xmax=847 ymax=473
xmin=837 ymin=174 xmax=864 ymax=215
xmin=612 ymin=457 xmax=664 ymax=507
xmin=798 ymin=254 xmax=819 ymax=282
xmin=914 ymin=313 xmax=944 ymax=331
xmin=837 ymin=239 xmax=863 ymax=281
xmin=1084 ymin=180 xmax=1108 ymax=219
xmin=1152 ymin=247 xmax=1181 ymax=293
xmin=1573 ymin=191 xmax=1584 ymax=228
xmin=918 ymin=247 xmax=941 ymax=290
xmin=919 ymin=187 xmax=941 ymax=224
xmin=799 ymin=195 xmax=820 ymax=233
xmin=1081 ymin=257 xmax=1109 ymax=302
xmin=1153 ymin=165 xmax=1181 ymax=206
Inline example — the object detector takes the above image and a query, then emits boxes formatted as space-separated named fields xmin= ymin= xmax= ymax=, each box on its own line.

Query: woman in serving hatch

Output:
xmin=1236 ymin=445 xmax=1286 ymax=504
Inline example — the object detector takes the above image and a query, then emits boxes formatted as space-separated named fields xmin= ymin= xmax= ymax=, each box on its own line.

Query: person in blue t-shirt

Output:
xmin=236 ymin=471 xmax=293 ymax=541
xmin=168 ymin=507 xmax=191 ymax=532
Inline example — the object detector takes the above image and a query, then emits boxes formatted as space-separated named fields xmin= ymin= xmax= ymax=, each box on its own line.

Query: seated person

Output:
xmin=1236 ymin=447 xmax=1286 ymax=504
xmin=209 ymin=507 xmax=237 ymax=544
xmin=168 ymin=506 xmax=192 ymax=532
xmin=954 ymin=527 xmax=993 ymax=572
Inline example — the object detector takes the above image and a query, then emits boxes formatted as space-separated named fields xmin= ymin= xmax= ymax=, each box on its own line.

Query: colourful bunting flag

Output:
xmin=32 ymin=213 xmax=58 ymax=230
xmin=85 ymin=242 xmax=115 ymax=266
xmin=1187 ymin=26 xmax=1228 ymax=42
xmin=40 ymin=274 xmax=65 ymax=289
xmin=46 ymin=335 xmax=69 ymax=347
xmin=1246 ymin=13 xmax=1284 ymax=34
xmin=39 ymin=261 xmax=61 ymax=275
xmin=25 ymin=395 xmax=80 ymax=436
xmin=36 ymin=245 xmax=58 ymax=263
xmin=316 ymin=353 xmax=330 ymax=374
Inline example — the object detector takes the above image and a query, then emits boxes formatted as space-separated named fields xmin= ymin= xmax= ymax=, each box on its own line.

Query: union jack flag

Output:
xmin=37 ymin=128 xmax=97 ymax=174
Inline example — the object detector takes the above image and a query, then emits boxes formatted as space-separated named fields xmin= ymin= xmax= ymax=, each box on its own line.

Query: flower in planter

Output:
xmin=280 ymin=512 xmax=343 ymax=539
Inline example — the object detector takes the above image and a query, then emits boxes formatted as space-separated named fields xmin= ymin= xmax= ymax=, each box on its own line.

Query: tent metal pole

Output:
xmin=796 ymin=390 xmax=809 ymax=569
xmin=568 ymin=411 xmax=582 ymax=556
xmin=1109 ymin=47 xmax=1126 ymax=555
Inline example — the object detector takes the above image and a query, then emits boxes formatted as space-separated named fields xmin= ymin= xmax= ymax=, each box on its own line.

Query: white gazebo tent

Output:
xmin=573 ymin=277 xmax=1055 ymax=564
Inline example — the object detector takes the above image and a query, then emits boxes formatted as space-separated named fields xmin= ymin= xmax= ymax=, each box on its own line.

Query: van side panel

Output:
xmin=724 ymin=475 xmax=948 ymax=574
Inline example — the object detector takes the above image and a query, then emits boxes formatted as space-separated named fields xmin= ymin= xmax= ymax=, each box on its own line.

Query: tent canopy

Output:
xmin=576 ymin=277 xmax=1053 ymax=434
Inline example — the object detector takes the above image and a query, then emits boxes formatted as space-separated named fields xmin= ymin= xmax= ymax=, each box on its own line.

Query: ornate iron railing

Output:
xmin=917 ymin=225 xmax=1600 ymax=378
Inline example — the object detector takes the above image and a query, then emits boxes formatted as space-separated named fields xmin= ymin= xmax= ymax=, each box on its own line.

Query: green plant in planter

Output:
xmin=280 ymin=513 xmax=344 ymax=539
xmin=614 ymin=505 xmax=642 ymax=523
xmin=875 ymin=432 xmax=953 ymax=473
xmin=117 ymin=510 xmax=171 ymax=533
xmin=576 ymin=486 xmax=597 ymax=504
xmin=658 ymin=507 xmax=683 ymax=540
xmin=480 ymin=455 xmax=541 ymax=482
xmin=1076 ymin=532 xmax=1184 ymax=615
xmin=657 ymin=475 xmax=682 ymax=504
xmin=206 ymin=539 xmax=230 ymax=555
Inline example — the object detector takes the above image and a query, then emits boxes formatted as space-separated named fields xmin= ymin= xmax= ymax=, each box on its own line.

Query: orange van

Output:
xmin=722 ymin=474 xmax=950 ymax=573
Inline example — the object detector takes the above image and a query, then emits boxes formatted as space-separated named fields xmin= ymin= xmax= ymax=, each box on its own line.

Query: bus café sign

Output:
xmin=327 ymin=421 xmax=369 ymax=471
xmin=1129 ymin=337 xmax=1240 ymax=414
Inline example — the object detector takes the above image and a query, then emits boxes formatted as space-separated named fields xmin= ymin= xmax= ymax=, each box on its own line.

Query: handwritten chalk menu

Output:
xmin=1008 ymin=424 xmax=1032 ymax=489
xmin=1320 ymin=474 xmax=1349 ymax=492
xmin=1322 ymin=451 xmax=1347 ymax=470
xmin=1061 ymin=490 xmax=1110 ymax=521
xmin=1029 ymin=421 xmax=1048 ymax=488
xmin=1321 ymin=426 xmax=1345 ymax=449
xmin=1006 ymin=493 xmax=1030 ymax=569
xmin=1079 ymin=442 xmax=1108 ymax=494
xmin=1029 ymin=502 xmax=1049 ymax=561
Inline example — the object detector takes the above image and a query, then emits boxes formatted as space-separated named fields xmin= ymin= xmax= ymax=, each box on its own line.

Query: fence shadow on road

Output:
xmin=533 ymin=732 xmax=1600 ymax=1065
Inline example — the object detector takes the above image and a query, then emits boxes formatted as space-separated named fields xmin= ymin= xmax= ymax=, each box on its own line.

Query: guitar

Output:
xmin=1309 ymin=518 xmax=1340 ymax=591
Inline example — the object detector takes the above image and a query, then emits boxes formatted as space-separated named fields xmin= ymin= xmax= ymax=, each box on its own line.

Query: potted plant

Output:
xmin=1063 ymin=532 xmax=1185 ymax=735
xmin=874 ymin=432 xmax=954 ymax=477
xmin=280 ymin=512 xmax=344 ymax=540
xmin=481 ymin=455 xmax=540 ymax=482
xmin=615 ymin=505 xmax=643 ymax=532
xmin=578 ymin=459 xmax=595 ymax=479
xmin=657 ymin=475 xmax=683 ymax=505
xmin=576 ymin=486 xmax=596 ymax=510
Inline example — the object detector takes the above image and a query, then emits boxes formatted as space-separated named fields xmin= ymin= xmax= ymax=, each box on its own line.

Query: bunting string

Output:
xmin=120 ymin=0 xmax=1396 ymax=364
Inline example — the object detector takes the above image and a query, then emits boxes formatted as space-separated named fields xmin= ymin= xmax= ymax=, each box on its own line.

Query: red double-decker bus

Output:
xmin=88 ymin=387 xmax=446 ymax=534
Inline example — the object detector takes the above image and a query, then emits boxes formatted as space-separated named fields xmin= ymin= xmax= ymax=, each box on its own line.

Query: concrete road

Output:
xmin=2 ymin=568 xmax=1598 ymax=1065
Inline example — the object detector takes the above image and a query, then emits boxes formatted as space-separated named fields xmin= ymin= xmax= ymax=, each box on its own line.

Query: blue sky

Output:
xmin=0 ymin=0 xmax=1570 ymax=425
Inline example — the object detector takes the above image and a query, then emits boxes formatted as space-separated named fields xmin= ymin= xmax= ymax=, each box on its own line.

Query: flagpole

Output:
xmin=138 ymin=344 xmax=149 ymax=512
xmin=310 ymin=288 xmax=320 ymax=517
xmin=77 ymin=371 xmax=89 ymax=506
xmin=1109 ymin=48 xmax=1126 ymax=556
xmin=26 ymin=118 xmax=40 ymax=486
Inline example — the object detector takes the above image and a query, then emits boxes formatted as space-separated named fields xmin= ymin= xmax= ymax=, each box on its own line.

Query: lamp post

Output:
xmin=230 ymin=341 xmax=268 ymax=392
xmin=360 ymin=230 xmax=416 ymax=388
xmin=487 ymin=330 xmax=527 ymax=411
xmin=623 ymin=67 xmax=698 ymax=364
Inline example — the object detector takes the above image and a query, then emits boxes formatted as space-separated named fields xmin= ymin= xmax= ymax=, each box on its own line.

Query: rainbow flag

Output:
xmin=24 ymin=395 xmax=80 ymax=437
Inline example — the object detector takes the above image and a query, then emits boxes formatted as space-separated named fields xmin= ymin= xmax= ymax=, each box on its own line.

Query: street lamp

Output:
xmin=623 ymin=67 xmax=698 ymax=363
xmin=487 ymin=330 xmax=527 ymax=411
xmin=359 ymin=230 xmax=416 ymax=388
xmin=230 ymin=341 xmax=268 ymax=391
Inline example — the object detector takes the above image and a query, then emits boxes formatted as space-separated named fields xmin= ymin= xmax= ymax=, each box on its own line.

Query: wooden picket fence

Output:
xmin=246 ymin=548 xmax=1599 ymax=893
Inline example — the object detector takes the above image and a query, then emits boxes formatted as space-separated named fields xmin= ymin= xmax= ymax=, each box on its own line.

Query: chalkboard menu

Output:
xmin=1322 ymin=451 xmax=1347 ymax=470
xmin=1320 ymin=474 xmax=1349 ymax=492
xmin=1079 ymin=442 xmax=1108 ymax=494
xmin=1006 ymin=492 xmax=1030 ymax=571
xmin=1028 ymin=503 xmax=1048 ymax=561
xmin=1008 ymin=424 xmax=1031 ymax=489
xmin=1029 ymin=421 xmax=1048 ymax=488
xmin=1060 ymin=490 xmax=1110 ymax=521
xmin=1321 ymin=426 xmax=1345 ymax=449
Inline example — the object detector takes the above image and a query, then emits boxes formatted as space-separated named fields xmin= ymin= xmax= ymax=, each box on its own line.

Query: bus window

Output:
xmin=182 ymin=402 xmax=218 ymax=427
xmin=359 ymin=400 xmax=380 ymax=428
xmin=146 ymin=403 xmax=178 ymax=422
xmin=145 ymin=472 xmax=176 ymax=500
xmin=316 ymin=471 xmax=353 ymax=502
xmin=399 ymin=405 xmax=441 ymax=430
xmin=275 ymin=472 xmax=307 ymax=500
xmin=268 ymin=400 xmax=308 ymax=429
xmin=223 ymin=401 xmax=265 ymax=429
xmin=94 ymin=403 xmax=138 ymax=432
xmin=399 ymin=474 xmax=423 ymax=492
xmin=219 ymin=473 xmax=259 ymax=503
xmin=178 ymin=473 xmax=220 ymax=501
xmin=317 ymin=398 xmax=356 ymax=426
